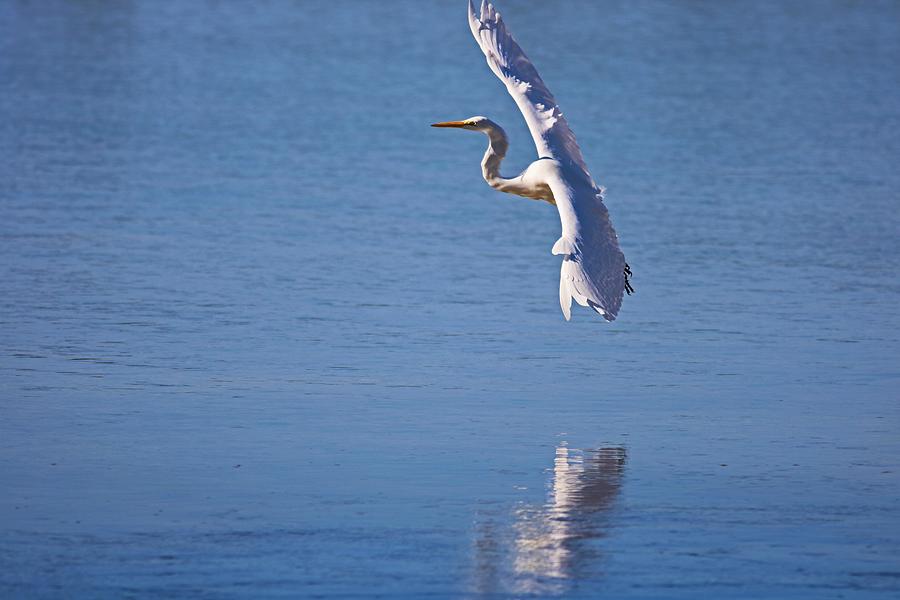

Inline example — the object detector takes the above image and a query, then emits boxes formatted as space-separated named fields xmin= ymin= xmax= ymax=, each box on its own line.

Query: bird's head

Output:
xmin=431 ymin=116 xmax=491 ymax=131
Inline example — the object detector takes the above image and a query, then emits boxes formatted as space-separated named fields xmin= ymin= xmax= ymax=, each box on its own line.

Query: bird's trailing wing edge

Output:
xmin=549 ymin=178 xmax=626 ymax=321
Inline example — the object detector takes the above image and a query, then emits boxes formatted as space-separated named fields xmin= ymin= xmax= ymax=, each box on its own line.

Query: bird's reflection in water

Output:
xmin=472 ymin=445 xmax=627 ymax=596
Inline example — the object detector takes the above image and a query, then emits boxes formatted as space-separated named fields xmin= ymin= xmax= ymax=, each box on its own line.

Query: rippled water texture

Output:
xmin=2 ymin=1 xmax=899 ymax=597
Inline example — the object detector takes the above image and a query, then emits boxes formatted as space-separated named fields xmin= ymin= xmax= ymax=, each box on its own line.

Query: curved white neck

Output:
xmin=479 ymin=122 xmax=510 ymax=188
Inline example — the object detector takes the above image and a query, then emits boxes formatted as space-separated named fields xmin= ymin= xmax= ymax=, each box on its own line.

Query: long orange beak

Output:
xmin=431 ymin=120 xmax=470 ymax=128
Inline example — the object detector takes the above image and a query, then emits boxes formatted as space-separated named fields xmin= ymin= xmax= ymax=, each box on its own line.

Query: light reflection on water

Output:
xmin=473 ymin=445 xmax=626 ymax=596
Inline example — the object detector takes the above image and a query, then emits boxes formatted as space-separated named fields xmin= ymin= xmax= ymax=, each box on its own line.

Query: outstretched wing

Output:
xmin=468 ymin=0 xmax=595 ymax=185
xmin=549 ymin=176 xmax=626 ymax=321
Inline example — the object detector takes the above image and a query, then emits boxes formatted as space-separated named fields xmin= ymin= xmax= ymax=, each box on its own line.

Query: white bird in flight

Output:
xmin=433 ymin=0 xmax=633 ymax=321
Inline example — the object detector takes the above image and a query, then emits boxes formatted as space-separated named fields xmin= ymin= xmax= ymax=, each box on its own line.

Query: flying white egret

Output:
xmin=433 ymin=0 xmax=633 ymax=321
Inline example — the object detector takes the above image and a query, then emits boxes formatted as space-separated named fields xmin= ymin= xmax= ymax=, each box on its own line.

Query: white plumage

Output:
xmin=433 ymin=1 xmax=632 ymax=321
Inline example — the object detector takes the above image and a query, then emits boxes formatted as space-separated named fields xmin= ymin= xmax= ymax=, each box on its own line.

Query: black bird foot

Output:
xmin=624 ymin=263 xmax=634 ymax=295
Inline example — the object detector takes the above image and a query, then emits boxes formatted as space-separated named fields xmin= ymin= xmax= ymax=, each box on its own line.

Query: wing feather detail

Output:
xmin=468 ymin=0 xmax=595 ymax=185
xmin=549 ymin=178 xmax=626 ymax=321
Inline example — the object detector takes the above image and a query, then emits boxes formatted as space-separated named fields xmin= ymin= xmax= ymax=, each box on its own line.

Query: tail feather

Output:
xmin=559 ymin=272 xmax=572 ymax=321
xmin=551 ymin=236 xmax=577 ymax=257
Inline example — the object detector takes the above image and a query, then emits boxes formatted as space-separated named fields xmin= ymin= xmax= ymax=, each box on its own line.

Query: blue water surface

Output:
xmin=2 ymin=1 xmax=899 ymax=598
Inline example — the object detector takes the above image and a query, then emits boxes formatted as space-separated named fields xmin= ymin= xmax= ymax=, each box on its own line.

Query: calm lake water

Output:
xmin=2 ymin=1 xmax=899 ymax=598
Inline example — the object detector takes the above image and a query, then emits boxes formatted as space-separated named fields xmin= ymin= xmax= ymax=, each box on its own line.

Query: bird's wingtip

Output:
xmin=467 ymin=0 xmax=481 ymax=35
xmin=589 ymin=300 xmax=616 ymax=322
